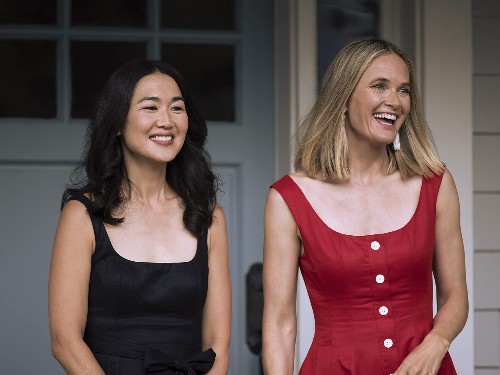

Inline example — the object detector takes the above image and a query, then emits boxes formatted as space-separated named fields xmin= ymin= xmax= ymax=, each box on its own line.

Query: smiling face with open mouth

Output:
xmin=120 ymin=72 xmax=188 ymax=167
xmin=345 ymin=53 xmax=411 ymax=149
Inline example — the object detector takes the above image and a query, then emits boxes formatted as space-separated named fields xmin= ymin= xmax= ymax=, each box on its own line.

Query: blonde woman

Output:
xmin=262 ymin=39 xmax=468 ymax=375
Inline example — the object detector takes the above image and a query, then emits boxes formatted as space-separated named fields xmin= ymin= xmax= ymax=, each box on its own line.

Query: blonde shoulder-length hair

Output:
xmin=294 ymin=38 xmax=445 ymax=180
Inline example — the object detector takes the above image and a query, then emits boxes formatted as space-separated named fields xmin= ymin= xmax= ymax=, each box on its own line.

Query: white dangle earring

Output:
xmin=393 ymin=132 xmax=401 ymax=151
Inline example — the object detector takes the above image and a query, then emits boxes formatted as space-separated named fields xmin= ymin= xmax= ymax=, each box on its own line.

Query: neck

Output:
xmin=347 ymin=141 xmax=391 ymax=186
xmin=122 ymin=160 xmax=176 ymax=206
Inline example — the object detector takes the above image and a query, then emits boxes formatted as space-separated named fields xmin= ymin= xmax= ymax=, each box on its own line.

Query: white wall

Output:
xmin=420 ymin=1 xmax=474 ymax=374
xmin=472 ymin=1 xmax=500 ymax=374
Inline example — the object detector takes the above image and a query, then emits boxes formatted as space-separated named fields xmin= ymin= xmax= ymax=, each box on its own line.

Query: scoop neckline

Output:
xmin=284 ymin=174 xmax=424 ymax=238
xmin=99 ymin=221 xmax=201 ymax=265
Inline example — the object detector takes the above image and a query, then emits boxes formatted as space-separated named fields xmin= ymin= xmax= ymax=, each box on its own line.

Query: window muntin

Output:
xmin=0 ymin=0 xmax=239 ymax=123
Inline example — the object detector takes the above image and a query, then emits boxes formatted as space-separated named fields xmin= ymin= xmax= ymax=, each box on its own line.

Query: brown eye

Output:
xmin=171 ymin=106 xmax=185 ymax=113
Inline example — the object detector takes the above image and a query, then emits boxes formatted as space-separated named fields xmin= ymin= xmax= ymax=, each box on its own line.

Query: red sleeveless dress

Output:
xmin=271 ymin=174 xmax=456 ymax=375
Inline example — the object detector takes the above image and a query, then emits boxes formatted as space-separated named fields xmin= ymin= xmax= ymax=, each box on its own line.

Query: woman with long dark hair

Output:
xmin=49 ymin=60 xmax=231 ymax=374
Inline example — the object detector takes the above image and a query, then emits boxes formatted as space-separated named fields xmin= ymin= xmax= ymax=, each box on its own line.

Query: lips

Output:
xmin=373 ymin=112 xmax=397 ymax=126
xmin=150 ymin=135 xmax=173 ymax=142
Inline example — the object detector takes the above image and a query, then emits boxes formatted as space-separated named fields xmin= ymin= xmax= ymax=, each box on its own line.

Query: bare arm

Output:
xmin=203 ymin=205 xmax=232 ymax=374
xmin=262 ymin=188 xmax=301 ymax=375
xmin=395 ymin=170 xmax=469 ymax=374
xmin=48 ymin=200 xmax=105 ymax=374
xmin=432 ymin=169 xmax=469 ymax=345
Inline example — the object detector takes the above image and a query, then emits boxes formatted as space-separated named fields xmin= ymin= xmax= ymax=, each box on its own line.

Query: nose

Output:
xmin=156 ymin=108 xmax=172 ymax=128
xmin=384 ymin=89 xmax=401 ymax=110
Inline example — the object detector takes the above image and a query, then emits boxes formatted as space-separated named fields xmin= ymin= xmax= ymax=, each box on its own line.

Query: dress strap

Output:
xmin=63 ymin=190 xmax=101 ymax=245
xmin=64 ymin=190 xmax=92 ymax=210
xmin=271 ymin=175 xmax=313 ymax=230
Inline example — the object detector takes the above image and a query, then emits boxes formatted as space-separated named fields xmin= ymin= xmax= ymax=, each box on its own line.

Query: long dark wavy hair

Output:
xmin=64 ymin=59 xmax=219 ymax=237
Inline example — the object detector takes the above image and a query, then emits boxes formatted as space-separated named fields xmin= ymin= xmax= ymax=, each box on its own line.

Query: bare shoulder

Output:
xmin=436 ymin=169 xmax=461 ymax=220
xmin=266 ymin=181 xmax=298 ymax=235
xmin=207 ymin=205 xmax=228 ymax=253
xmin=437 ymin=169 xmax=459 ymax=202
xmin=266 ymin=182 xmax=292 ymax=215
xmin=211 ymin=204 xmax=227 ymax=227
xmin=61 ymin=198 xmax=90 ymax=217
xmin=55 ymin=199 xmax=95 ymax=252
xmin=440 ymin=168 xmax=456 ymax=189
xmin=59 ymin=199 xmax=93 ymax=230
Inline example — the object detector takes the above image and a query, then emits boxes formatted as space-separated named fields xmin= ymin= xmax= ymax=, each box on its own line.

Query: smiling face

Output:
xmin=120 ymin=72 xmax=188 ymax=167
xmin=345 ymin=53 xmax=410 ymax=149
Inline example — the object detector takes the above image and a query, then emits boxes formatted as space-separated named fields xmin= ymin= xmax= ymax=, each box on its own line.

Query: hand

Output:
xmin=393 ymin=333 xmax=449 ymax=375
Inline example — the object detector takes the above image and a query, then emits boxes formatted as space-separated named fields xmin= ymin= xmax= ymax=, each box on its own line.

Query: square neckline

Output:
xmin=66 ymin=193 xmax=201 ymax=265
xmin=99 ymin=220 xmax=201 ymax=265
xmin=283 ymin=174 xmax=425 ymax=238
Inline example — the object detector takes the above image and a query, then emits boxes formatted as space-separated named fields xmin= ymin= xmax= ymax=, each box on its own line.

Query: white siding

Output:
xmin=474 ymin=195 xmax=500 ymax=250
xmin=473 ymin=1 xmax=500 ymax=373
xmin=475 ymin=310 xmax=500 ymax=367
xmin=473 ymin=136 xmax=500 ymax=190
xmin=474 ymin=19 xmax=500 ymax=75
xmin=475 ymin=252 xmax=500 ymax=308
xmin=473 ymin=78 xmax=500 ymax=133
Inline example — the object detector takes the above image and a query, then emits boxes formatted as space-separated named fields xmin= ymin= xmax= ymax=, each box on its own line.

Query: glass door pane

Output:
xmin=162 ymin=43 xmax=236 ymax=122
xmin=71 ymin=41 xmax=147 ymax=119
xmin=0 ymin=40 xmax=57 ymax=118
xmin=0 ymin=0 xmax=57 ymax=25
xmin=160 ymin=0 xmax=235 ymax=30
xmin=71 ymin=0 xmax=147 ymax=27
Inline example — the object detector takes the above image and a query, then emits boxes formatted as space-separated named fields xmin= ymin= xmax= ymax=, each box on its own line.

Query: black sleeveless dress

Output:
xmin=67 ymin=193 xmax=215 ymax=375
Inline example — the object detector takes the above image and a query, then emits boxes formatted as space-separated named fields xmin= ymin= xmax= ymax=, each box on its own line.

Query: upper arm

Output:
xmin=48 ymin=200 xmax=95 ymax=341
xmin=203 ymin=205 xmax=231 ymax=347
xmin=262 ymin=187 xmax=301 ymax=321
xmin=433 ymin=170 xmax=468 ymax=307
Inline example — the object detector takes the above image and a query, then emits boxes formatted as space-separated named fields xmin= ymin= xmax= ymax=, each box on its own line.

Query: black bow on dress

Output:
xmin=144 ymin=347 xmax=216 ymax=374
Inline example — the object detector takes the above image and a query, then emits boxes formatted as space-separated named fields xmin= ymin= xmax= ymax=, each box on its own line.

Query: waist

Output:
xmin=84 ymin=333 xmax=200 ymax=359
xmin=85 ymin=334 xmax=216 ymax=373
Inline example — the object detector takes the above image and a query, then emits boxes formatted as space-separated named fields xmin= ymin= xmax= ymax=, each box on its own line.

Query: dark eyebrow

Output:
xmin=137 ymin=96 xmax=184 ymax=104
xmin=137 ymin=96 xmax=160 ymax=104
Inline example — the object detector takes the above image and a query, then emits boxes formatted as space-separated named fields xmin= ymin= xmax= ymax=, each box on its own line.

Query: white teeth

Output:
xmin=374 ymin=113 xmax=397 ymax=120
xmin=151 ymin=135 xmax=172 ymax=141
